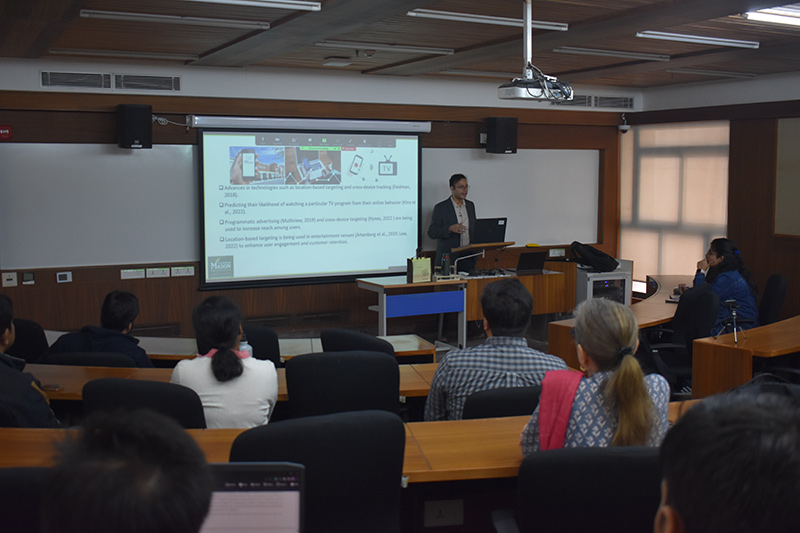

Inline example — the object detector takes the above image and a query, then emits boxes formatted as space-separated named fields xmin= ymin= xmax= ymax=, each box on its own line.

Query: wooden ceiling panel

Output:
xmin=4 ymin=0 xmax=800 ymax=91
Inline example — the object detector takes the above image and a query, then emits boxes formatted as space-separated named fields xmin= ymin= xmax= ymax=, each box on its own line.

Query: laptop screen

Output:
xmin=473 ymin=218 xmax=507 ymax=244
xmin=200 ymin=463 xmax=305 ymax=533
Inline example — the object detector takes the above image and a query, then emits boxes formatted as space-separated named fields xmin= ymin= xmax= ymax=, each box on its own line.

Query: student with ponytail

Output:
xmin=171 ymin=296 xmax=278 ymax=428
xmin=686 ymin=237 xmax=758 ymax=334
xmin=520 ymin=298 xmax=669 ymax=454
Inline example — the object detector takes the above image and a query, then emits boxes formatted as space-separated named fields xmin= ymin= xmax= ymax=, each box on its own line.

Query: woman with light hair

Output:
xmin=520 ymin=298 xmax=669 ymax=454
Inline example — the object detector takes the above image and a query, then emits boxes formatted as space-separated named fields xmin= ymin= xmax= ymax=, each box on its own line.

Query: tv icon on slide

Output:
xmin=378 ymin=160 xmax=397 ymax=176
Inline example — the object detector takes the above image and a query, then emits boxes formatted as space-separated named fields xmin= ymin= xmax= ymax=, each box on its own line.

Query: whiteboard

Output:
xmin=0 ymin=144 xmax=598 ymax=270
xmin=0 ymin=144 xmax=198 ymax=269
xmin=421 ymin=148 xmax=599 ymax=249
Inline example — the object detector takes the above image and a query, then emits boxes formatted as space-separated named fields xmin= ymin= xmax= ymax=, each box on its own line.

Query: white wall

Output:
xmin=0 ymin=57 xmax=640 ymax=111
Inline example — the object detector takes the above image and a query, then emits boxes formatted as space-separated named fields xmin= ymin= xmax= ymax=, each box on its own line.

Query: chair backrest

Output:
xmin=320 ymin=328 xmax=396 ymax=356
xmin=671 ymin=285 xmax=720 ymax=351
xmin=43 ymin=351 xmax=137 ymax=367
xmin=5 ymin=319 xmax=48 ymax=363
xmin=285 ymin=351 xmax=400 ymax=418
xmin=462 ymin=386 xmax=541 ymax=420
xmin=230 ymin=410 xmax=405 ymax=533
xmin=82 ymin=378 xmax=206 ymax=428
xmin=0 ymin=403 xmax=19 ymax=428
xmin=0 ymin=466 xmax=49 ymax=533
xmin=759 ymin=274 xmax=787 ymax=326
xmin=242 ymin=324 xmax=281 ymax=367
xmin=514 ymin=447 xmax=661 ymax=533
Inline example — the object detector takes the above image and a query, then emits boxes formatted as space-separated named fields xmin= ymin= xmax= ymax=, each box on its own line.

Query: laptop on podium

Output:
xmin=472 ymin=217 xmax=507 ymax=244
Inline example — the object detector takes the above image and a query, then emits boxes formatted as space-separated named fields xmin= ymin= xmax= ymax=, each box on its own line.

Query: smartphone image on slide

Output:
xmin=241 ymin=149 xmax=256 ymax=180
xmin=349 ymin=154 xmax=363 ymax=175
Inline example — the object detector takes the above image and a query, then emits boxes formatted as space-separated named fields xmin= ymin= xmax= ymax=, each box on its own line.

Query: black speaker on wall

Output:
xmin=486 ymin=117 xmax=518 ymax=154
xmin=117 ymin=104 xmax=153 ymax=149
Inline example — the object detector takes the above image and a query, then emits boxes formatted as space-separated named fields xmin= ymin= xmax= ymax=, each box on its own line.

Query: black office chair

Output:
xmin=759 ymin=273 xmax=787 ymax=326
xmin=242 ymin=324 xmax=282 ymax=368
xmin=0 ymin=466 xmax=49 ymax=533
xmin=320 ymin=328 xmax=395 ymax=356
xmin=462 ymin=386 xmax=541 ymax=420
xmin=644 ymin=285 xmax=719 ymax=395
xmin=5 ymin=318 xmax=48 ymax=363
xmin=40 ymin=351 xmax=137 ymax=367
xmin=230 ymin=410 xmax=405 ymax=533
xmin=285 ymin=350 xmax=400 ymax=418
xmin=82 ymin=378 xmax=206 ymax=428
xmin=0 ymin=404 xmax=19 ymax=428
xmin=493 ymin=447 xmax=661 ymax=533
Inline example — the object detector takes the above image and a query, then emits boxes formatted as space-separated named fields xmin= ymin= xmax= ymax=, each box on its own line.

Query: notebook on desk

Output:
xmin=515 ymin=251 xmax=547 ymax=275
xmin=473 ymin=217 xmax=507 ymax=244
xmin=201 ymin=462 xmax=305 ymax=533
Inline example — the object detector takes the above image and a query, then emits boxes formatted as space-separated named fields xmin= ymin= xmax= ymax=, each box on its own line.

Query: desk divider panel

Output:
xmin=386 ymin=291 xmax=464 ymax=318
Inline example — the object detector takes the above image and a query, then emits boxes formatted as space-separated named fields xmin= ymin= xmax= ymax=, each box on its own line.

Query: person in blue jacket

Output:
xmin=686 ymin=238 xmax=758 ymax=335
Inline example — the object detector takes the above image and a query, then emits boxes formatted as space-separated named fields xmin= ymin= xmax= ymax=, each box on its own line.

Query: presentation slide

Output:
xmin=200 ymin=130 xmax=420 ymax=287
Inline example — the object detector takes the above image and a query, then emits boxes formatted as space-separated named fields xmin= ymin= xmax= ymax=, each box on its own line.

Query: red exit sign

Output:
xmin=0 ymin=126 xmax=11 ymax=140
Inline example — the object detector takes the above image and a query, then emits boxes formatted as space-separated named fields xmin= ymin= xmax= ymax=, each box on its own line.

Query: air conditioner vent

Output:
xmin=596 ymin=96 xmax=634 ymax=109
xmin=115 ymin=74 xmax=181 ymax=91
xmin=40 ymin=71 xmax=112 ymax=89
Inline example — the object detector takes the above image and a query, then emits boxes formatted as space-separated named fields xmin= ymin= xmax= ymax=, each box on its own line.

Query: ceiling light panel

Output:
xmin=184 ymin=0 xmax=320 ymax=10
xmin=636 ymin=31 xmax=760 ymax=49
xmin=315 ymin=40 xmax=454 ymax=55
xmin=407 ymin=9 xmax=568 ymax=31
xmin=80 ymin=10 xmax=270 ymax=29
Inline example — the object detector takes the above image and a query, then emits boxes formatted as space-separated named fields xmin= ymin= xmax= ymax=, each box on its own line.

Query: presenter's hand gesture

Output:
xmin=449 ymin=223 xmax=466 ymax=235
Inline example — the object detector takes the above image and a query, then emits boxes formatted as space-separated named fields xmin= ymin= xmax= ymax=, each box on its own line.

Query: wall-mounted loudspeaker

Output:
xmin=485 ymin=117 xmax=518 ymax=154
xmin=117 ymin=104 xmax=153 ymax=149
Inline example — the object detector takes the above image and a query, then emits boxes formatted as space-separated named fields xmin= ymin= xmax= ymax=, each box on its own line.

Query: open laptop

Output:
xmin=200 ymin=462 xmax=305 ymax=533
xmin=515 ymin=251 xmax=547 ymax=275
xmin=472 ymin=217 xmax=507 ymax=244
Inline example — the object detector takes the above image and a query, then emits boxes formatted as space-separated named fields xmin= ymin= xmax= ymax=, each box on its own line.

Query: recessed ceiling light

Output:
xmin=80 ymin=10 xmax=270 ymax=29
xmin=407 ymin=9 xmax=568 ymax=31
xmin=322 ymin=57 xmax=353 ymax=67
xmin=183 ymin=0 xmax=320 ymax=11
xmin=553 ymin=46 xmax=669 ymax=62
xmin=316 ymin=40 xmax=454 ymax=56
xmin=667 ymin=68 xmax=758 ymax=79
xmin=49 ymin=48 xmax=199 ymax=61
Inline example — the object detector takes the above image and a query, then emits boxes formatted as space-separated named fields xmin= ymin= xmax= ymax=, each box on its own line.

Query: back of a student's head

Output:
xmin=40 ymin=409 xmax=213 ymax=533
xmin=657 ymin=393 xmax=800 ymax=533
xmin=192 ymin=296 xmax=244 ymax=382
xmin=480 ymin=278 xmax=532 ymax=337
xmin=100 ymin=291 xmax=140 ymax=331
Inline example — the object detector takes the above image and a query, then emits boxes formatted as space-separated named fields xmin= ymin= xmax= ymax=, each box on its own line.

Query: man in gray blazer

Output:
xmin=428 ymin=173 xmax=477 ymax=273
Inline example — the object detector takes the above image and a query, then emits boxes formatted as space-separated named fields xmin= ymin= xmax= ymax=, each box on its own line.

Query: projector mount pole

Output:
xmin=523 ymin=0 xmax=533 ymax=80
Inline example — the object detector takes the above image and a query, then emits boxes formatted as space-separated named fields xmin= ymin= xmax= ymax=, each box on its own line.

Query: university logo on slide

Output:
xmin=208 ymin=256 xmax=234 ymax=279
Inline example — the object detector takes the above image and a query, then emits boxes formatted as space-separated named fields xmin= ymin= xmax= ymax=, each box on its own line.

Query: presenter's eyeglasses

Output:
xmin=454 ymin=185 xmax=470 ymax=190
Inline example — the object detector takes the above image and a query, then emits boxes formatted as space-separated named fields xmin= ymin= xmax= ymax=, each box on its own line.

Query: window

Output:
xmin=620 ymin=122 xmax=729 ymax=280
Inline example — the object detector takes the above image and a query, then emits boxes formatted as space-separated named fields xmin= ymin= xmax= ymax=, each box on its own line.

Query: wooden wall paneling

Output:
xmin=729 ymin=119 xmax=800 ymax=319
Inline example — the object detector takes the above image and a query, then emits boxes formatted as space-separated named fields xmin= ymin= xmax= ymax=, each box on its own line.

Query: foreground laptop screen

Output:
xmin=200 ymin=463 xmax=304 ymax=533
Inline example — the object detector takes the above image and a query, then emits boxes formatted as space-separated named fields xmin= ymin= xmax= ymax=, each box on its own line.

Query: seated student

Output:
xmin=0 ymin=294 xmax=60 ymax=427
xmin=656 ymin=393 xmax=800 ymax=533
xmin=681 ymin=237 xmax=759 ymax=335
xmin=424 ymin=278 xmax=567 ymax=421
xmin=41 ymin=409 xmax=213 ymax=533
xmin=520 ymin=298 xmax=669 ymax=454
xmin=46 ymin=290 xmax=153 ymax=367
xmin=171 ymin=296 xmax=278 ymax=429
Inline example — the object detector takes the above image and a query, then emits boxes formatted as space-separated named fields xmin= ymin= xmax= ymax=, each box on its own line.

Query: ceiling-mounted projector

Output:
xmin=499 ymin=1 xmax=573 ymax=103
xmin=498 ymin=69 xmax=573 ymax=101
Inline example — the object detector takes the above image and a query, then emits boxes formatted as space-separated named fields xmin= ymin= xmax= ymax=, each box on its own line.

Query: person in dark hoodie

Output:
xmin=0 ymin=294 xmax=60 ymax=427
xmin=46 ymin=290 xmax=153 ymax=367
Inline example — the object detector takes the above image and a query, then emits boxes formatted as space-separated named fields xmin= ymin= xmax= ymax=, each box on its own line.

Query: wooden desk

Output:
xmin=547 ymin=274 xmax=688 ymax=368
xmin=280 ymin=334 xmax=437 ymax=362
xmin=0 ymin=399 xmax=696 ymax=481
xmin=692 ymin=315 xmax=800 ymax=398
xmin=27 ymin=363 xmax=440 ymax=403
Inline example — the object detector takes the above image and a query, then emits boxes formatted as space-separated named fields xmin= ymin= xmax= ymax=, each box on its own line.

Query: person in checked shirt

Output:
xmin=424 ymin=278 xmax=567 ymax=421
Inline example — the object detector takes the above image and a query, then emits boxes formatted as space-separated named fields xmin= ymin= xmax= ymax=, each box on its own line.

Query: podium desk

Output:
xmin=692 ymin=315 xmax=800 ymax=398
xmin=548 ymin=274 xmax=688 ymax=368
xmin=357 ymin=276 xmax=468 ymax=348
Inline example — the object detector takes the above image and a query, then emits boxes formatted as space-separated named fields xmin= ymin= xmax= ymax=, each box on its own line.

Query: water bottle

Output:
xmin=239 ymin=333 xmax=253 ymax=358
xmin=442 ymin=253 xmax=451 ymax=276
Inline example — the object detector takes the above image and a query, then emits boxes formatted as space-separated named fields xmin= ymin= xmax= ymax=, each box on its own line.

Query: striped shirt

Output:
xmin=424 ymin=336 xmax=568 ymax=421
